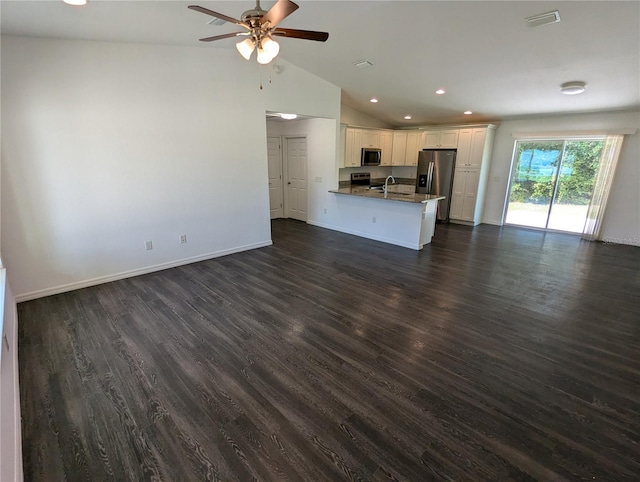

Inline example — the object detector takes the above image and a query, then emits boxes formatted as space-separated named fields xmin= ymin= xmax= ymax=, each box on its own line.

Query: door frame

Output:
xmin=267 ymin=135 xmax=284 ymax=219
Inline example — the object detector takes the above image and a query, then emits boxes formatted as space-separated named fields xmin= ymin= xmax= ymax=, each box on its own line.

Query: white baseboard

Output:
xmin=307 ymin=220 xmax=421 ymax=250
xmin=481 ymin=219 xmax=504 ymax=226
xmin=15 ymin=240 xmax=273 ymax=302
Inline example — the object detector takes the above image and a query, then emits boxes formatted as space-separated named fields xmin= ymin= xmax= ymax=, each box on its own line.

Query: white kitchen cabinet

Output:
xmin=392 ymin=130 xmax=422 ymax=166
xmin=450 ymin=169 xmax=481 ymax=222
xmin=423 ymin=129 xmax=459 ymax=149
xmin=456 ymin=128 xmax=487 ymax=169
xmin=405 ymin=130 xmax=422 ymax=166
xmin=449 ymin=125 xmax=496 ymax=226
xmin=344 ymin=128 xmax=362 ymax=167
xmin=391 ymin=131 xmax=407 ymax=165
xmin=380 ymin=130 xmax=393 ymax=166
xmin=362 ymin=130 xmax=381 ymax=148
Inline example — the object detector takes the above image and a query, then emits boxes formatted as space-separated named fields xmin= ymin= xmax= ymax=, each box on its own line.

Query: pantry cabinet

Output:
xmin=449 ymin=125 xmax=496 ymax=225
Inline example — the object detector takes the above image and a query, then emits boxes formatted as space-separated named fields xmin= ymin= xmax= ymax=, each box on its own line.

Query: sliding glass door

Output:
xmin=505 ymin=139 xmax=604 ymax=233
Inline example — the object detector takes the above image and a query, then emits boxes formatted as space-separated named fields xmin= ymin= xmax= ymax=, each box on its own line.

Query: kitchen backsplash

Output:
xmin=338 ymin=165 xmax=418 ymax=182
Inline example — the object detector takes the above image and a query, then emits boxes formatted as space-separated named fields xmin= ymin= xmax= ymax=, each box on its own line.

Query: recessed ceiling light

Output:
xmin=370 ymin=98 xmax=378 ymax=103
xmin=404 ymin=115 xmax=412 ymax=120
xmin=280 ymin=113 xmax=297 ymax=120
xmin=464 ymin=111 xmax=473 ymax=115
xmin=560 ymin=81 xmax=586 ymax=95
xmin=435 ymin=89 xmax=446 ymax=95
xmin=353 ymin=60 xmax=373 ymax=69
xmin=63 ymin=0 xmax=87 ymax=4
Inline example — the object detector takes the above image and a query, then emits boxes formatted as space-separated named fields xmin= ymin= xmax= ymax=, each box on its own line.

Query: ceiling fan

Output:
xmin=188 ymin=0 xmax=329 ymax=65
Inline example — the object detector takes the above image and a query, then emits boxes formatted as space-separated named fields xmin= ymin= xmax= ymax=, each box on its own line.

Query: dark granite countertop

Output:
xmin=329 ymin=185 xmax=445 ymax=204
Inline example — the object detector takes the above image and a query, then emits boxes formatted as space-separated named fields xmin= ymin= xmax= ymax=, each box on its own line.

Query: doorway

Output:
xmin=283 ymin=136 xmax=308 ymax=222
xmin=505 ymin=138 xmax=604 ymax=233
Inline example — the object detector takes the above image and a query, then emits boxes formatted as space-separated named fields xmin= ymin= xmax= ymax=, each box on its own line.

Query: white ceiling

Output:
xmin=2 ymin=0 xmax=639 ymax=126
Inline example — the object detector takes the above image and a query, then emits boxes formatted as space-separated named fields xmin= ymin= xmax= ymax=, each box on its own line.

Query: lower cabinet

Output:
xmin=450 ymin=169 xmax=481 ymax=223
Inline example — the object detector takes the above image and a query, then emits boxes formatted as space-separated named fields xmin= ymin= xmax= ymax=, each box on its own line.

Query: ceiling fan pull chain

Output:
xmin=259 ymin=64 xmax=263 ymax=90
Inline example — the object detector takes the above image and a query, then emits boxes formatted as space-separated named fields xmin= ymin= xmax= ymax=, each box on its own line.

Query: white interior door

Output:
xmin=284 ymin=137 xmax=308 ymax=222
xmin=267 ymin=136 xmax=283 ymax=219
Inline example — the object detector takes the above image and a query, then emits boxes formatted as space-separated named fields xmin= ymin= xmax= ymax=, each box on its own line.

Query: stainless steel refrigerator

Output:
xmin=415 ymin=149 xmax=457 ymax=222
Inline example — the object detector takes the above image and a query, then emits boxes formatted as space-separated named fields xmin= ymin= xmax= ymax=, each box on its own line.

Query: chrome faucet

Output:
xmin=383 ymin=175 xmax=396 ymax=198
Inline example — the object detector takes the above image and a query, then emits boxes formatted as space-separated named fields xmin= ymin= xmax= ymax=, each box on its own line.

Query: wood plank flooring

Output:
xmin=18 ymin=220 xmax=640 ymax=481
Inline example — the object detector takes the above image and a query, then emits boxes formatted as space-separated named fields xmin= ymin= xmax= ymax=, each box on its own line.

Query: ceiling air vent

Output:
xmin=353 ymin=60 xmax=373 ymax=69
xmin=206 ymin=17 xmax=227 ymax=26
xmin=525 ymin=10 xmax=561 ymax=27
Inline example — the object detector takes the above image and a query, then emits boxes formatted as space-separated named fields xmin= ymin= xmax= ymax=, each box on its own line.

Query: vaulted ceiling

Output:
xmin=2 ymin=1 xmax=639 ymax=126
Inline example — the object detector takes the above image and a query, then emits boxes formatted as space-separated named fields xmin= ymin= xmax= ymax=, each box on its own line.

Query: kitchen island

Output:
xmin=329 ymin=185 xmax=445 ymax=250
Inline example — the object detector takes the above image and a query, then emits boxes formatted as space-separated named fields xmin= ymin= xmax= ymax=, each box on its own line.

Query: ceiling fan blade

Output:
xmin=188 ymin=5 xmax=246 ymax=27
xmin=260 ymin=0 xmax=299 ymax=27
xmin=272 ymin=28 xmax=329 ymax=42
xmin=199 ymin=32 xmax=248 ymax=42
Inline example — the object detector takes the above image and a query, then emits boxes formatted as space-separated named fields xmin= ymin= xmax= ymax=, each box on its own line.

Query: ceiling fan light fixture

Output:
xmin=236 ymin=38 xmax=255 ymax=60
xmin=256 ymin=47 xmax=273 ymax=65
xmin=560 ymin=81 xmax=586 ymax=95
xmin=261 ymin=37 xmax=280 ymax=59
xmin=63 ymin=0 xmax=87 ymax=5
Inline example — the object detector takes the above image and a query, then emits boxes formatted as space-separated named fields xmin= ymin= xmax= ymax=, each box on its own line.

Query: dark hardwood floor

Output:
xmin=18 ymin=220 xmax=640 ymax=481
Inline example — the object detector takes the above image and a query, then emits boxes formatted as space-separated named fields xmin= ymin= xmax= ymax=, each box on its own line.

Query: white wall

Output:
xmin=484 ymin=111 xmax=640 ymax=245
xmin=1 ymin=36 xmax=341 ymax=300
xmin=340 ymin=104 xmax=393 ymax=129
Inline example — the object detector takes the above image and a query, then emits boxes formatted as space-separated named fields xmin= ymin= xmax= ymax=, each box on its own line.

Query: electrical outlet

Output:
xmin=180 ymin=234 xmax=187 ymax=244
xmin=145 ymin=240 xmax=153 ymax=251
xmin=372 ymin=217 xmax=377 ymax=223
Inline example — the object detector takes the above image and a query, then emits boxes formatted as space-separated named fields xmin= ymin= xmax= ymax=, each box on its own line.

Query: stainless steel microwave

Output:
xmin=361 ymin=148 xmax=382 ymax=166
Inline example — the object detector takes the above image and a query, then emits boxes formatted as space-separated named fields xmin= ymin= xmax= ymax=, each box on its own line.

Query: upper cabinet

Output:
xmin=391 ymin=130 xmax=423 ymax=166
xmin=456 ymin=128 xmax=487 ymax=169
xmin=391 ymin=131 xmax=407 ymax=166
xmin=342 ymin=127 xmax=394 ymax=167
xmin=362 ymin=130 xmax=381 ymax=149
xmin=405 ymin=130 xmax=423 ymax=166
xmin=423 ymin=129 xmax=459 ymax=149
xmin=380 ymin=130 xmax=393 ymax=166
xmin=343 ymin=128 xmax=363 ymax=167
